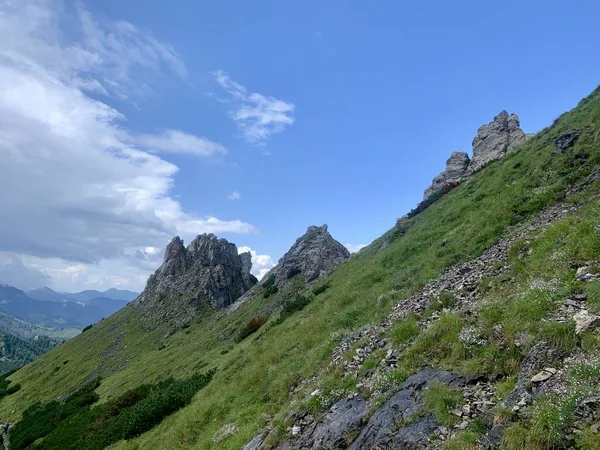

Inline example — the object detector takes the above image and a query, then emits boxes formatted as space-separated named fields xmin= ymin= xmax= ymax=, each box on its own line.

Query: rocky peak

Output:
xmin=423 ymin=111 xmax=528 ymax=201
xmin=135 ymin=234 xmax=257 ymax=328
xmin=229 ymin=225 xmax=350 ymax=312
xmin=469 ymin=110 xmax=526 ymax=172
xmin=239 ymin=252 xmax=258 ymax=291
xmin=270 ymin=224 xmax=350 ymax=285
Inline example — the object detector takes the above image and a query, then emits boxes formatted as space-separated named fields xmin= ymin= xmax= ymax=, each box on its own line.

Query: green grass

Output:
xmin=443 ymin=431 xmax=480 ymax=450
xmin=390 ymin=314 xmax=420 ymax=346
xmin=504 ymin=394 xmax=578 ymax=450
xmin=402 ymin=313 xmax=464 ymax=370
xmin=423 ymin=383 xmax=463 ymax=427
xmin=540 ymin=321 xmax=579 ymax=352
xmin=2 ymin=86 xmax=600 ymax=449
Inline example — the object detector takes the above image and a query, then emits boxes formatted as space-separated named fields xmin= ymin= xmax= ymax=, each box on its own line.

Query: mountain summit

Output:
xmin=135 ymin=234 xmax=257 ymax=327
xmin=266 ymin=224 xmax=350 ymax=286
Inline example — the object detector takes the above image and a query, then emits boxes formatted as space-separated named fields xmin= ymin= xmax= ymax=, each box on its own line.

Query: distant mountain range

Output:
xmin=0 ymin=286 xmax=136 ymax=375
xmin=0 ymin=285 xmax=138 ymax=329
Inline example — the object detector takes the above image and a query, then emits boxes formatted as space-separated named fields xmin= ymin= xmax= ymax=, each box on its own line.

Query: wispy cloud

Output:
xmin=213 ymin=70 xmax=295 ymax=145
xmin=228 ymin=190 xmax=241 ymax=200
xmin=134 ymin=129 xmax=227 ymax=157
xmin=345 ymin=243 xmax=367 ymax=254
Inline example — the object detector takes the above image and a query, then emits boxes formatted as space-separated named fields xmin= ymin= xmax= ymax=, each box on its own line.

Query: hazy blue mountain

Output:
xmin=63 ymin=289 xmax=139 ymax=304
xmin=0 ymin=285 xmax=105 ymax=328
xmin=27 ymin=287 xmax=72 ymax=303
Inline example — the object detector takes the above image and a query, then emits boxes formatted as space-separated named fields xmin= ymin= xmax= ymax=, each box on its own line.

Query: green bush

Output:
xmin=312 ymin=282 xmax=330 ymax=296
xmin=10 ymin=371 xmax=213 ymax=450
xmin=6 ymin=383 xmax=21 ymax=394
xmin=81 ymin=324 xmax=93 ymax=333
xmin=236 ymin=316 xmax=268 ymax=342
xmin=540 ymin=321 xmax=578 ymax=352
xmin=281 ymin=294 xmax=311 ymax=319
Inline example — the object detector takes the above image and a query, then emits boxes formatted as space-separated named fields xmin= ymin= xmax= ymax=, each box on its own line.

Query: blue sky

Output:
xmin=1 ymin=0 xmax=599 ymax=292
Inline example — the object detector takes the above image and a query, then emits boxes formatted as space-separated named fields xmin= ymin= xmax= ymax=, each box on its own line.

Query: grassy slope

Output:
xmin=2 ymin=86 xmax=600 ymax=449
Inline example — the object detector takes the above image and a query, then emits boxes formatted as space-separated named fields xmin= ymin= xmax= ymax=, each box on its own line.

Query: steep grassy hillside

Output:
xmin=2 ymin=86 xmax=600 ymax=449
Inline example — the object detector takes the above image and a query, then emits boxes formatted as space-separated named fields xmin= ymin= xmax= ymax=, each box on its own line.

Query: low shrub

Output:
xmin=281 ymin=294 xmax=311 ymax=318
xmin=10 ymin=371 xmax=214 ymax=450
xmin=236 ymin=316 xmax=268 ymax=342
xmin=263 ymin=285 xmax=279 ymax=298
xmin=286 ymin=267 xmax=301 ymax=279
xmin=81 ymin=324 xmax=93 ymax=333
xmin=540 ymin=321 xmax=578 ymax=352
xmin=312 ymin=282 xmax=331 ymax=296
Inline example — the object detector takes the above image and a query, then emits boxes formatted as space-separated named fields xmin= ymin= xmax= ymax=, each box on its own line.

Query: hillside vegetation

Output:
xmin=2 ymin=86 xmax=600 ymax=449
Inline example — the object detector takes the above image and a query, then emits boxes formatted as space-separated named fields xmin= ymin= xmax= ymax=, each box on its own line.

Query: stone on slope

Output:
xmin=134 ymin=234 xmax=257 ymax=327
xmin=348 ymin=368 xmax=465 ymax=449
xmin=552 ymin=129 xmax=582 ymax=155
xmin=423 ymin=151 xmax=470 ymax=201
xmin=469 ymin=110 xmax=527 ymax=173
xmin=573 ymin=309 xmax=600 ymax=334
xmin=300 ymin=395 xmax=368 ymax=449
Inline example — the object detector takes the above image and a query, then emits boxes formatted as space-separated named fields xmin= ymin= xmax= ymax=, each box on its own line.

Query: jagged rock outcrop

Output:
xmin=135 ymin=234 xmax=257 ymax=327
xmin=468 ymin=110 xmax=526 ymax=172
xmin=422 ymin=152 xmax=470 ymax=201
xmin=263 ymin=225 xmax=350 ymax=287
xmin=423 ymin=111 xmax=527 ymax=201
xmin=230 ymin=225 xmax=350 ymax=311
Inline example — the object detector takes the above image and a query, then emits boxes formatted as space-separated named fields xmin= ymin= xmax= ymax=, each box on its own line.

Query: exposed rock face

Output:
xmin=552 ymin=129 xmax=582 ymax=155
xmin=230 ymin=225 xmax=350 ymax=312
xmin=240 ymin=252 xmax=259 ymax=291
xmin=423 ymin=111 xmax=528 ymax=201
xmin=469 ymin=110 xmax=526 ymax=173
xmin=422 ymin=151 xmax=470 ymax=201
xmin=267 ymin=225 xmax=350 ymax=286
xmin=134 ymin=234 xmax=257 ymax=327
xmin=348 ymin=369 xmax=465 ymax=450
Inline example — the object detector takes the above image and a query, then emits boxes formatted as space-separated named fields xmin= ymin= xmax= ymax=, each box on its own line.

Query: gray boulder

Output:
xmin=134 ymin=234 xmax=257 ymax=327
xmin=469 ymin=110 xmax=526 ymax=173
xmin=301 ymin=395 xmax=368 ymax=449
xmin=348 ymin=368 xmax=465 ymax=449
xmin=423 ymin=151 xmax=470 ymax=201
xmin=552 ymin=129 xmax=582 ymax=155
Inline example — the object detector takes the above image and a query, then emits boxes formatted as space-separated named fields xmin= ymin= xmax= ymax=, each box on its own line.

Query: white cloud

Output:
xmin=0 ymin=0 xmax=256 ymax=291
xmin=134 ymin=129 xmax=227 ymax=157
xmin=228 ymin=190 xmax=241 ymax=200
xmin=213 ymin=70 xmax=295 ymax=145
xmin=345 ymin=243 xmax=367 ymax=254
xmin=0 ymin=254 xmax=50 ymax=291
xmin=237 ymin=246 xmax=275 ymax=280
